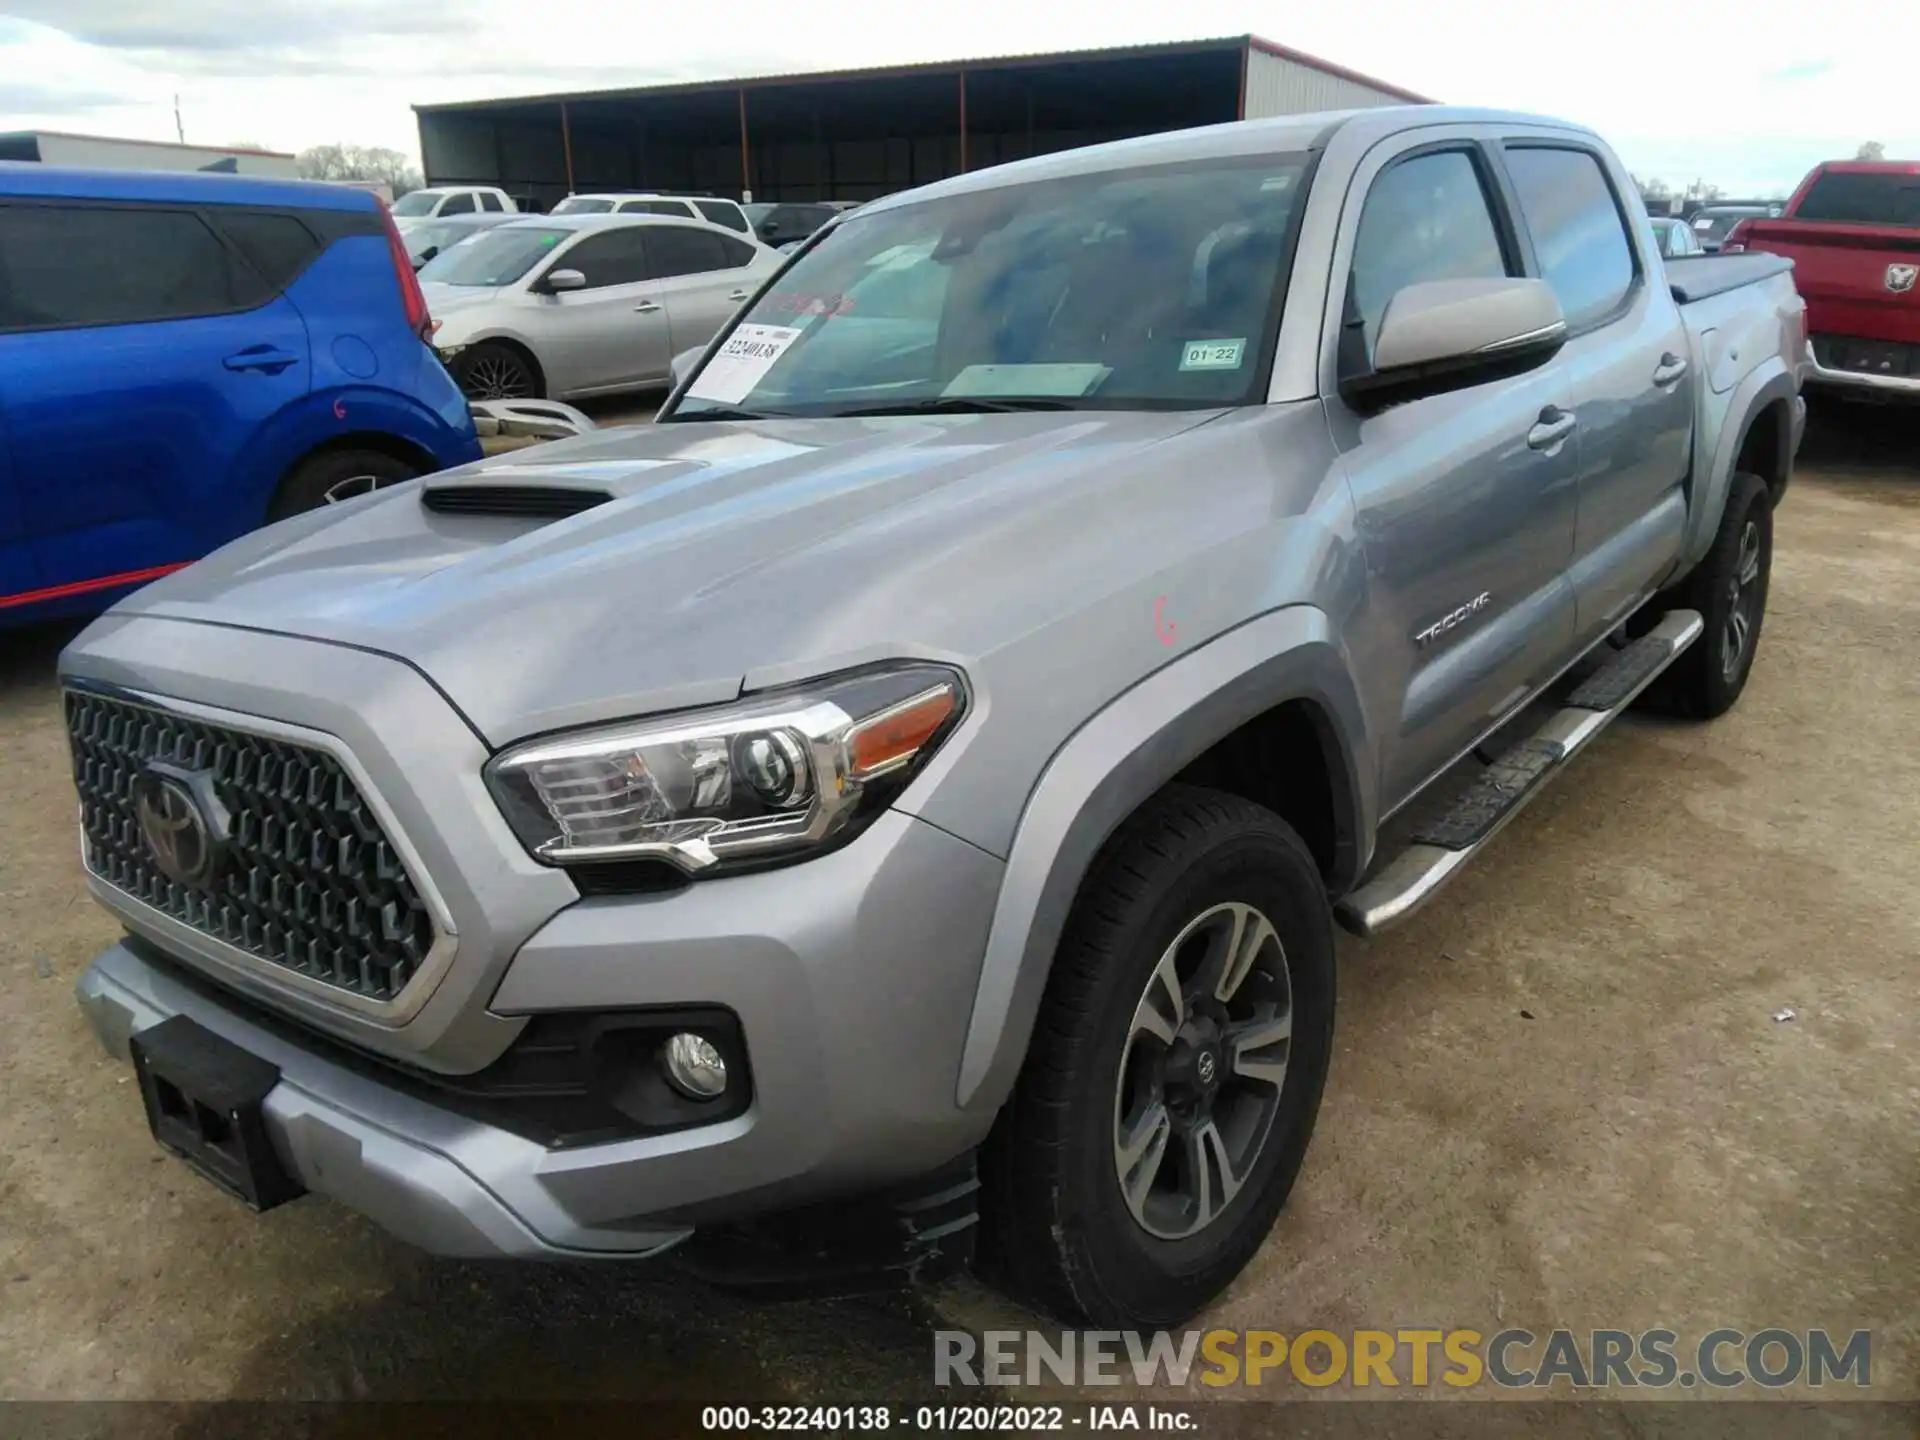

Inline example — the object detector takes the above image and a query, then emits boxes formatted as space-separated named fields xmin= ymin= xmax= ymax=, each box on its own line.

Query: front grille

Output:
xmin=67 ymin=690 xmax=438 ymax=1004
xmin=1812 ymin=333 xmax=1920 ymax=378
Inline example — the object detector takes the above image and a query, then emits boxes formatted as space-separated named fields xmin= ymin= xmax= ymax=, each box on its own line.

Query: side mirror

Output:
xmin=413 ymin=246 xmax=439 ymax=269
xmin=757 ymin=222 xmax=779 ymax=241
xmin=1341 ymin=277 xmax=1566 ymax=408
xmin=541 ymin=268 xmax=587 ymax=294
xmin=669 ymin=346 xmax=706 ymax=391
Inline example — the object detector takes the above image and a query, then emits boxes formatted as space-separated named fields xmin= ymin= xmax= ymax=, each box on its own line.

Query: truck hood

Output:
xmin=116 ymin=409 xmax=1234 ymax=742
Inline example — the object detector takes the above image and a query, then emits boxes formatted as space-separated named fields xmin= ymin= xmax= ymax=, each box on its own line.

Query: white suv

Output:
xmin=390 ymin=187 xmax=519 ymax=227
xmin=550 ymin=192 xmax=752 ymax=235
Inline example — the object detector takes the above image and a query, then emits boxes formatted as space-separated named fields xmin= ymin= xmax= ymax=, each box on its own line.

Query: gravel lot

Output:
xmin=1 ymin=400 xmax=1915 ymax=1410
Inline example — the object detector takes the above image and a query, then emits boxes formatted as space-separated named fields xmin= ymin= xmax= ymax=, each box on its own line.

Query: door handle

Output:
xmin=1527 ymin=406 xmax=1577 ymax=451
xmin=633 ymin=301 xmax=662 ymax=314
xmin=726 ymin=289 xmax=751 ymax=301
xmin=1652 ymin=352 xmax=1689 ymax=386
xmin=222 ymin=346 xmax=299 ymax=373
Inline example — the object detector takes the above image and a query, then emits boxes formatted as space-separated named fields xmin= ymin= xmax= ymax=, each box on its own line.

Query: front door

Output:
xmin=1323 ymin=140 xmax=1581 ymax=812
xmin=529 ymin=227 xmax=669 ymax=395
xmin=0 ymin=404 xmax=40 ymax=612
xmin=1499 ymin=143 xmax=1692 ymax=642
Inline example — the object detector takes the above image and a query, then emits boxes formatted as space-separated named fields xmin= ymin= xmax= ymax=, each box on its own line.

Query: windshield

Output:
xmin=391 ymin=191 xmax=441 ymax=217
xmin=669 ymin=154 xmax=1310 ymax=418
xmin=417 ymin=226 xmax=569 ymax=286
xmin=553 ymin=197 xmax=615 ymax=214
xmin=1794 ymin=172 xmax=1920 ymax=227
xmin=405 ymin=221 xmax=464 ymax=260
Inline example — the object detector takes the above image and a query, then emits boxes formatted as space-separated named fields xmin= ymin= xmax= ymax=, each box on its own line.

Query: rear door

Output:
xmin=642 ymin=226 xmax=764 ymax=359
xmin=1498 ymin=141 xmax=1692 ymax=640
xmin=527 ymin=227 xmax=669 ymax=393
xmin=0 ymin=407 xmax=39 ymax=612
xmin=0 ymin=199 xmax=312 ymax=598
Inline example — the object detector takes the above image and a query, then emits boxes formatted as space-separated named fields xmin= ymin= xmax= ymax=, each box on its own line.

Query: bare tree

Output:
xmin=296 ymin=144 xmax=423 ymax=196
xmin=1856 ymin=140 xmax=1886 ymax=161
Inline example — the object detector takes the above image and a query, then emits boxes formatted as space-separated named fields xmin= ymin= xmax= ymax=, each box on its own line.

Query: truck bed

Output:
xmin=1662 ymin=252 xmax=1796 ymax=305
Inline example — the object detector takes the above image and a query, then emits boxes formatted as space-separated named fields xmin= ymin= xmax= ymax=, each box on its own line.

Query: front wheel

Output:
xmin=980 ymin=785 xmax=1336 ymax=1326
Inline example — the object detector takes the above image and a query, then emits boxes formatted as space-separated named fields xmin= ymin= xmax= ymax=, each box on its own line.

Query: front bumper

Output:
xmin=75 ymin=803 xmax=1006 ymax=1258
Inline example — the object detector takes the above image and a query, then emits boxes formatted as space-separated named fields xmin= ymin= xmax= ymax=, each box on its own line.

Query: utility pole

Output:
xmin=173 ymin=95 xmax=185 ymax=144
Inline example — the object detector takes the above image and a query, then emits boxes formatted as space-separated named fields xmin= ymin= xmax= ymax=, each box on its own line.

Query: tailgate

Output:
xmin=1741 ymin=221 xmax=1920 ymax=347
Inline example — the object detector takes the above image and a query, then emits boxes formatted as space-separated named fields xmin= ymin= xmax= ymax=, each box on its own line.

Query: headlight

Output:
xmin=485 ymin=664 xmax=966 ymax=877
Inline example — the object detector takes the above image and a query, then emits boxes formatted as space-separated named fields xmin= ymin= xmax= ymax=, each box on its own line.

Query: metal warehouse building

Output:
xmin=414 ymin=36 xmax=1428 ymax=212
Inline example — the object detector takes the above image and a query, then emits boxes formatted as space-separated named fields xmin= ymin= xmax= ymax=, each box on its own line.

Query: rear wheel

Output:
xmin=980 ymin=785 xmax=1336 ymax=1326
xmin=452 ymin=342 xmax=541 ymax=401
xmin=1636 ymin=469 xmax=1773 ymax=719
xmin=269 ymin=449 xmax=419 ymax=521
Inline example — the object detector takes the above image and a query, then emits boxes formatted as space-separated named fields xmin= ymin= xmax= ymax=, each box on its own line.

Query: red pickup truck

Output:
xmin=1726 ymin=161 xmax=1919 ymax=399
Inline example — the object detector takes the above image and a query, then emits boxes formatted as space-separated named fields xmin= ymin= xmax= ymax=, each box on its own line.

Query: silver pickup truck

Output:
xmin=62 ymin=105 xmax=1805 ymax=1328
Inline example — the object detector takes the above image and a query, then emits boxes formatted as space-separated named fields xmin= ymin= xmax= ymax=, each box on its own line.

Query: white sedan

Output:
xmin=420 ymin=214 xmax=783 ymax=401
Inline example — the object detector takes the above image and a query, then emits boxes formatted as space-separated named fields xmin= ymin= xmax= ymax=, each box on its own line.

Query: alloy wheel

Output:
xmin=464 ymin=353 xmax=533 ymax=400
xmin=1722 ymin=518 xmax=1762 ymax=680
xmin=1112 ymin=901 xmax=1293 ymax=1241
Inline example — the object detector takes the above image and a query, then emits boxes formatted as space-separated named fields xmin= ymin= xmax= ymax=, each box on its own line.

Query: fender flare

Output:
xmin=1681 ymin=362 xmax=1797 ymax=572
xmin=953 ymin=605 xmax=1372 ymax=1111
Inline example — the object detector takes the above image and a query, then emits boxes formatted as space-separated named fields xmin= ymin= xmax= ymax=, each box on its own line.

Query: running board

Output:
xmin=1334 ymin=610 xmax=1704 ymax=938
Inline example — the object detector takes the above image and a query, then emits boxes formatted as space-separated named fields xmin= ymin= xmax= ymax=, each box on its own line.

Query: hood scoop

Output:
xmin=420 ymin=483 xmax=614 ymax=520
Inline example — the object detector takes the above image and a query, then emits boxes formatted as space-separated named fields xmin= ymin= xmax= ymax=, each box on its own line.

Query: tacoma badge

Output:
xmin=1415 ymin=592 xmax=1492 ymax=649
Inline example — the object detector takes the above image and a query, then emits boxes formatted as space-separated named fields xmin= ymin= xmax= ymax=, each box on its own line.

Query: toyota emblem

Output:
xmin=1196 ymin=1050 xmax=1218 ymax=1086
xmin=134 ymin=770 xmax=219 ymax=889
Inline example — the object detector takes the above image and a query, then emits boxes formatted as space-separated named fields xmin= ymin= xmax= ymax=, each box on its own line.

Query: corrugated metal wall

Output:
xmin=1241 ymin=49 xmax=1408 ymax=119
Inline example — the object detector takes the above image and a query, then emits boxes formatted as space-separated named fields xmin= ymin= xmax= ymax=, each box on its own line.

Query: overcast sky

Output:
xmin=3 ymin=1 xmax=1914 ymax=196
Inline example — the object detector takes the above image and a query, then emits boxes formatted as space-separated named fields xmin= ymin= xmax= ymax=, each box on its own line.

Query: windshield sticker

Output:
xmin=1180 ymin=338 xmax=1246 ymax=372
xmin=686 ymin=324 xmax=804 ymax=404
xmin=942 ymin=363 xmax=1111 ymax=398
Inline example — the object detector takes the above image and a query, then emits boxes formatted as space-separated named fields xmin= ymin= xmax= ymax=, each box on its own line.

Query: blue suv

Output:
xmin=0 ymin=166 xmax=482 ymax=626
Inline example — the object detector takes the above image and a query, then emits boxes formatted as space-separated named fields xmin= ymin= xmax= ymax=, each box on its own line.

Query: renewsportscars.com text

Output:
xmin=934 ymin=1328 xmax=1872 ymax=1390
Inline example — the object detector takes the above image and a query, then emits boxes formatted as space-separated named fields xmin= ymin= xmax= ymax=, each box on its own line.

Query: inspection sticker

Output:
xmin=687 ymin=323 xmax=803 ymax=404
xmin=1180 ymin=338 xmax=1245 ymax=371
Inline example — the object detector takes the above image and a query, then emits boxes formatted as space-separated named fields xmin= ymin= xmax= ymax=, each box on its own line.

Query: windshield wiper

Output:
xmin=828 ymin=396 xmax=1080 ymax=417
xmin=661 ymin=404 xmax=781 ymax=423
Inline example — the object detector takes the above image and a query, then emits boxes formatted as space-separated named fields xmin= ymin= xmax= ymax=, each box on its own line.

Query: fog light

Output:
xmin=661 ymin=1032 xmax=728 ymax=1100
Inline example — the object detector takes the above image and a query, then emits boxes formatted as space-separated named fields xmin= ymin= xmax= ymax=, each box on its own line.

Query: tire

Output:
xmin=979 ymin=784 xmax=1336 ymax=1327
xmin=1636 ymin=469 xmax=1773 ymax=720
xmin=451 ymin=341 xmax=541 ymax=401
xmin=268 ymin=448 xmax=419 ymax=521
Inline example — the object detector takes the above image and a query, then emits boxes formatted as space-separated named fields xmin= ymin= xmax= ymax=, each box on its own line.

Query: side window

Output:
xmin=644 ymin=226 xmax=727 ymax=278
xmin=212 ymin=211 xmax=322 ymax=294
xmin=1503 ymin=146 xmax=1637 ymax=328
xmin=479 ymin=193 xmax=504 ymax=212
xmin=696 ymin=200 xmax=748 ymax=232
xmin=0 ymin=203 xmax=244 ymax=331
xmin=553 ymin=229 xmax=649 ymax=288
xmin=1349 ymin=149 xmax=1511 ymax=360
xmin=439 ymin=192 xmax=476 ymax=216
xmin=715 ymin=234 xmax=758 ymax=268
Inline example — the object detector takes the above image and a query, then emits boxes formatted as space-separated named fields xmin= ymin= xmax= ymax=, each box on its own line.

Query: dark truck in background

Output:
xmin=1727 ymin=160 xmax=1920 ymax=399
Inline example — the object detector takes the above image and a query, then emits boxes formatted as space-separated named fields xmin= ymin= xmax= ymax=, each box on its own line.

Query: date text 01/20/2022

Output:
xmin=700 ymin=1406 xmax=1196 ymax=1431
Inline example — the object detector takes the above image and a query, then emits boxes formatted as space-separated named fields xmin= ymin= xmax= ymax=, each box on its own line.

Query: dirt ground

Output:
xmin=1 ymin=399 xmax=1915 ymax=1412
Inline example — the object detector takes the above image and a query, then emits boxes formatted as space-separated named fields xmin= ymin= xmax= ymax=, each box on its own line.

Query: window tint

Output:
xmin=1504 ymin=147 xmax=1637 ymax=326
xmin=213 ymin=210 xmax=321 ymax=292
xmin=1350 ymin=150 xmax=1511 ymax=358
xmin=696 ymin=200 xmax=748 ymax=232
xmin=479 ymin=193 xmax=504 ymax=212
xmin=439 ymin=192 xmax=476 ymax=216
xmin=557 ymin=229 xmax=650 ymax=287
xmin=716 ymin=234 xmax=757 ymax=268
xmin=0 ymin=204 xmax=246 ymax=331
xmin=620 ymin=199 xmax=696 ymax=218
xmin=644 ymin=226 xmax=728 ymax=278
xmin=1793 ymin=171 xmax=1920 ymax=227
